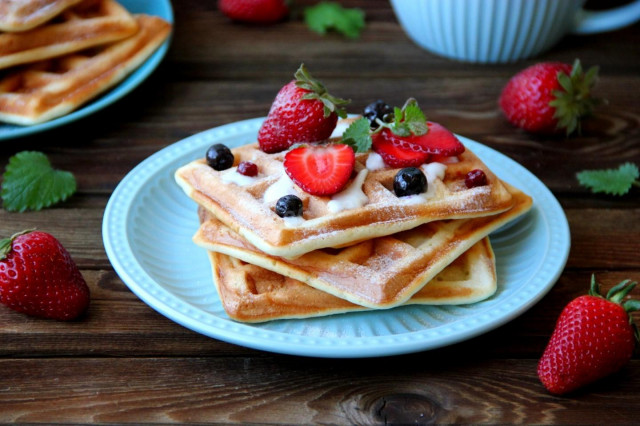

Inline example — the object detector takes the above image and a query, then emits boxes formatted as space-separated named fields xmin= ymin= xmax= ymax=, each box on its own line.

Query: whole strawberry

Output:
xmin=499 ymin=59 xmax=599 ymax=135
xmin=0 ymin=230 xmax=90 ymax=321
xmin=218 ymin=0 xmax=289 ymax=24
xmin=258 ymin=64 xmax=349 ymax=153
xmin=538 ymin=275 xmax=639 ymax=395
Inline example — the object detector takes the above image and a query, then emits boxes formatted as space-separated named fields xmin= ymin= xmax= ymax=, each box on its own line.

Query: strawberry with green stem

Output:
xmin=0 ymin=230 xmax=90 ymax=320
xmin=499 ymin=59 xmax=600 ymax=135
xmin=258 ymin=63 xmax=350 ymax=153
xmin=538 ymin=275 xmax=639 ymax=395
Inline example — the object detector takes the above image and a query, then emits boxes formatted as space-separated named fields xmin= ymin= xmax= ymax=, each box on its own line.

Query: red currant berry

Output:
xmin=465 ymin=169 xmax=488 ymax=188
xmin=237 ymin=161 xmax=258 ymax=177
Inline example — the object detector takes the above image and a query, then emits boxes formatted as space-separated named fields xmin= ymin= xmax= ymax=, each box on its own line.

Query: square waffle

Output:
xmin=193 ymin=184 xmax=532 ymax=309
xmin=0 ymin=0 xmax=139 ymax=70
xmin=0 ymin=0 xmax=84 ymax=32
xmin=0 ymin=14 xmax=171 ymax=125
xmin=176 ymin=129 xmax=516 ymax=259
xmin=206 ymin=237 xmax=496 ymax=323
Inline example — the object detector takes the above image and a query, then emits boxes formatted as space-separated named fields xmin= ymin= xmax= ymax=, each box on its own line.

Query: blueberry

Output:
xmin=394 ymin=167 xmax=427 ymax=197
xmin=363 ymin=100 xmax=394 ymax=129
xmin=465 ymin=169 xmax=488 ymax=188
xmin=206 ymin=144 xmax=234 ymax=171
xmin=275 ymin=195 xmax=303 ymax=218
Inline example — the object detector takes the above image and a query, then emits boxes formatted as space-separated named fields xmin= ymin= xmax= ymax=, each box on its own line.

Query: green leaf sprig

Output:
xmin=341 ymin=98 xmax=428 ymax=153
xmin=304 ymin=1 xmax=365 ymax=39
xmin=576 ymin=162 xmax=639 ymax=196
xmin=1 ymin=151 xmax=77 ymax=212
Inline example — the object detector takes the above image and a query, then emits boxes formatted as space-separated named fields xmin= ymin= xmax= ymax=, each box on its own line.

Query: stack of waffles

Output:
xmin=0 ymin=0 xmax=171 ymax=125
xmin=175 ymin=118 xmax=534 ymax=323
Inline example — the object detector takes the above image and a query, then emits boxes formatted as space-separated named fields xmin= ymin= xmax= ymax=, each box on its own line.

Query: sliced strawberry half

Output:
xmin=372 ymin=133 xmax=430 ymax=168
xmin=284 ymin=144 xmax=355 ymax=196
xmin=381 ymin=121 xmax=465 ymax=157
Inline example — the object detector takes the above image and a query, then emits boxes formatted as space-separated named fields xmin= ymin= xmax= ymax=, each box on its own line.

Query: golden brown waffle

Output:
xmin=207 ymin=238 xmax=496 ymax=323
xmin=176 ymin=134 xmax=516 ymax=259
xmin=0 ymin=14 xmax=171 ymax=125
xmin=193 ymin=184 xmax=532 ymax=309
xmin=0 ymin=0 xmax=84 ymax=32
xmin=0 ymin=0 xmax=139 ymax=70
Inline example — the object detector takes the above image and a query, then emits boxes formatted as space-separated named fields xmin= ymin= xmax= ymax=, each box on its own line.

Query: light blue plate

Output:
xmin=0 ymin=0 xmax=173 ymax=141
xmin=102 ymin=118 xmax=571 ymax=358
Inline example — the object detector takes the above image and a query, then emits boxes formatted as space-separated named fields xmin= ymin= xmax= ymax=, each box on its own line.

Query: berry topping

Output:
xmin=237 ymin=161 xmax=258 ymax=177
xmin=380 ymin=121 xmax=465 ymax=157
xmin=371 ymin=133 xmax=430 ymax=168
xmin=499 ymin=59 xmax=599 ymax=135
xmin=258 ymin=64 xmax=350 ymax=153
xmin=284 ymin=144 xmax=355 ymax=196
xmin=206 ymin=144 xmax=234 ymax=171
xmin=363 ymin=100 xmax=394 ymax=129
xmin=465 ymin=169 xmax=488 ymax=188
xmin=393 ymin=167 xmax=427 ymax=197
xmin=275 ymin=195 xmax=303 ymax=218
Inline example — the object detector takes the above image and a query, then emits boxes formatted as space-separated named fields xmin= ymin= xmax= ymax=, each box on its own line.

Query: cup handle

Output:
xmin=573 ymin=0 xmax=640 ymax=34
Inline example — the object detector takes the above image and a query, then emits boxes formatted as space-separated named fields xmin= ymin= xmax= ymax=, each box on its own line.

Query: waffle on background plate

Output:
xmin=0 ymin=0 xmax=84 ymax=32
xmin=176 ymin=120 xmax=534 ymax=322
xmin=0 ymin=0 xmax=171 ymax=125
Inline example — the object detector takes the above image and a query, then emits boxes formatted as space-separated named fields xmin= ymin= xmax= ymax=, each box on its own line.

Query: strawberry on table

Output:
xmin=0 ymin=230 xmax=90 ymax=321
xmin=284 ymin=143 xmax=355 ymax=196
xmin=499 ymin=59 xmax=599 ymax=135
xmin=538 ymin=275 xmax=639 ymax=395
xmin=258 ymin=64 xmax=350 ymax=154
xmin=218 ymin=0 xmax=289 ymax=24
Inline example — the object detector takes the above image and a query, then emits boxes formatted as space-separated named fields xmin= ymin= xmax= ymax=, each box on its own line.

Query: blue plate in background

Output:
xmin=0 ymin=0 xmax=173 ymax=141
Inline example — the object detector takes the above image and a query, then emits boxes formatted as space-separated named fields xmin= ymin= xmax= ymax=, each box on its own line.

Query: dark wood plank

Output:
xmin=0 ymin=357 xmax=638 ymax=424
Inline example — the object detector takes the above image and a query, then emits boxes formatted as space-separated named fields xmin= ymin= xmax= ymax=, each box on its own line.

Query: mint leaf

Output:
xmin=389 ymin=98 xmax=428 ymax=137
xmin=576 ymin=162 xmax=639 ymax=196
xmin=341 ymin=117 xmax=372 ymax=153
xmin=1 ymin=151 xmax=76 ymax=212
xmin=304 ymin=2 xmax=365 ymax=39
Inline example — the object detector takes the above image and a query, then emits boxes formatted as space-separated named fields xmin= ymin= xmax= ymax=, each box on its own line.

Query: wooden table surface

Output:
xmin=1 ymin=0 xmax=639 ymax=423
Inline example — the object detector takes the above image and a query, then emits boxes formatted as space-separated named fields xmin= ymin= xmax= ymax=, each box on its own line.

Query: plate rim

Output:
xmin=102 ymin=117 xmax=571 ymax=358
xmin=0 ymin=0 xmax=174 ymax=141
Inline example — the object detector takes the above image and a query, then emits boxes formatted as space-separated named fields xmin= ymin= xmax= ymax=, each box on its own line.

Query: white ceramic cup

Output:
xmin=389 ymin=0 xmax=640 ymax=63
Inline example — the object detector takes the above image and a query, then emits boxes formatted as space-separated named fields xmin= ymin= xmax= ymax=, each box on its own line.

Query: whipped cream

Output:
xmin=220 ymin=167 xmax=259 ymax=186
xmin=264 ymin=171 xmax=298 ymax=204
xmin=365 ymin=152 xmax=386 ymax=171
xmin=330 ymin=120 xmax=351 ymax=138
xmin=420 ymin=162 xmax=447 ymax=200
xmin=327 ymin=169 xmax=369 ymax=213
xmin=283 ymin=216 xmax=305 ymax=227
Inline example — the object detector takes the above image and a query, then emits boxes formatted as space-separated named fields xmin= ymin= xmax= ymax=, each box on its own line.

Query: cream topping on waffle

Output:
xmin=327 ymin=168 xmax=369 ymax=213
xmin=365 ymin=152 xmax=386 ymax=170
xmin=221 ymin=167 xmax=259 ymax=186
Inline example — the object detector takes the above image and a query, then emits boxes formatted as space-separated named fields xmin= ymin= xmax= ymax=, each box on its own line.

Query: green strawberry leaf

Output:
xmin=1 ymin=151 xmax=77 ymax=212
xmin=341 ymin=117 xmax=372 ymax=153
xmin=576 ymin=162 xmax=639 ymax=196
xmin=304 ymin=2 xmax=365 ymax=39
